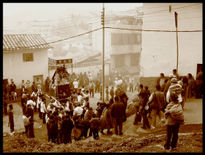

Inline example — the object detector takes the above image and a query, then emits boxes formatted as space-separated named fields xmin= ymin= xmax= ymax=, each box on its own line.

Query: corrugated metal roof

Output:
xmin=3 ymin=34 xmax=51 ymax=51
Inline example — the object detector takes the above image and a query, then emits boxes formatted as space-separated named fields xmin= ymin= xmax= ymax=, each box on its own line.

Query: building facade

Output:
xmin=3 ymin=34 xmax=51 ymax=88
xmin=92 ymin=12 xmax=143 ymax=83
xmin=141 ymin=3 xmax=202 ymax=77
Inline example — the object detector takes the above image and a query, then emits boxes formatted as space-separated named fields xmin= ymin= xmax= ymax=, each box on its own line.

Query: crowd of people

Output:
xmin=133 ymin=69 xmax=203 ymax=151
xmin=4 ymin=68 xmax=203 ymax=150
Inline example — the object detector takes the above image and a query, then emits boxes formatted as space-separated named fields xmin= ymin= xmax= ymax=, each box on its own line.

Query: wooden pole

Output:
xmin=175 ymin=12 xmax=179 ymax=72
xmin=102 ymin=3 xmax=105 ymax=102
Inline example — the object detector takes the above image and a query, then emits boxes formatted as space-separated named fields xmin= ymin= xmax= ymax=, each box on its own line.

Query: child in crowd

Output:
xmin=8 ymin=104 xmax=14 ymax=135
xmin=164 ymin=93 xmax=184 ymax=151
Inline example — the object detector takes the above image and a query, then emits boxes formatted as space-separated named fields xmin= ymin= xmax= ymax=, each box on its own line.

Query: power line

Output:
xmin=11 ymin=27 xmax=102 ymax=49
xmin=103 ymin=4 xmax=201 ymax=26
xmin=104 ymin=26 xmax=202 ymax=32
xmin=142 ymin=3 xmax=201 ymax=18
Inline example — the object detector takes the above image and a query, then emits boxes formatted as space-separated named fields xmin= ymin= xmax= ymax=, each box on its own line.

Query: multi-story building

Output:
xmin=92 ymin=10 xmax=143 ymax=83
xmin=141 ymin=3 xmax=202 ymax=78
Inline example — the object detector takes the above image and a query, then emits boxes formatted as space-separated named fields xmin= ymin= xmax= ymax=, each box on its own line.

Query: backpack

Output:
xmin=170 ymin=103 xmax=184 ymax=123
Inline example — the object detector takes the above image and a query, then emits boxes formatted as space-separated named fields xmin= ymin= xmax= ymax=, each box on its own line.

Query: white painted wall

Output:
xmin=3 ymin=49 xmax=48 ymax=88
xmin=141 ymin=3 xmax=202 ymax=77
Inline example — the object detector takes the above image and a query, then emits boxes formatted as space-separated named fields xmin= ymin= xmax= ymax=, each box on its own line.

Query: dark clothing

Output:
xmin=139 ymin=88 xmax=150 ymax=129
xmin=111 ymin=101 xmax=125 ymax=135
xmin=134 ymin=106 xmax=141 ymax=125
xmin=8 ymin=109 xmax=14 ymax=133
xmin=110 ymin=101 xmax=125 ymax=118
xmin=45 ymin=78 xmax=50 ymax=93
xmin=26 ymin=107 xmax=35 ymax=138
xmin=81 ymin=120 xmax=90 ymax=138
xmin=90 ymin=118 xmax=100 ymax=139
xmin=48 ymin=117 xmax=58 ymax=143
xmin=42 ymin=113 xmax=46 ymax=124
xmin=4 ymin=100 xmax=8 ymax=115
xmin=90 ymin=128 xmax=99 ymax=139
xmin=113 ymin=117 xmax=123 ymax=135
xmin=9 ymin=84 xmax=16 ymax=92
xmin=164 ymin=124 xmax=180 ymax=149
xmin=141 ymin=109 xmax=150 ymax=129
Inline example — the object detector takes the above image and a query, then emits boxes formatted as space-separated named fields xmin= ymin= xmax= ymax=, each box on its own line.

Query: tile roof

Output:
xmin=3 ymin=34 xmax=51 ymax=51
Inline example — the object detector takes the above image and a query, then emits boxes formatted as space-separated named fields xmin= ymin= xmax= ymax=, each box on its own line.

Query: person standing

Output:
xmin=73 ymin=79 xmax=79 ymax=93
xmin=62 ymin=111 xmax=74 ymax=143
xmin=110 ymin=96 xmax=125 ymax=135
xmin=89 ymin=81 xmax=95 ymax=98
xmin=3 ymin=94 xmax=8 ymax=115
xmin=147 ymin=85 xmax=166 ymax=128
xmin=45 ymin=77 xmax=50 ymax=94
xmin=187 ymin=73 xmax=196 ymax=98
xmin=9 ymin=80 xmax=17 ymax=101
xmin=8 ymin=104 xmax=14 ymax=135
xmin=40 ymin=98 xmax=47 ymax=124
xmin=26 ymin=104 xmax=35 ymax=138
xmin=89 ymin=114 xmax=101 ymax=139
xmin=164 ymin=93 xmax=184 ymax=151
xmin=110 ymin=86 xmax=114 ymax=100
xmin=138 ymin=84 xmax=150 ymax=130
xmin=157 ymin=73 xmax=166 ymax=92
xmin=195 ymin=70 xmax=203 ymax=98
xmin=106 ymin=86 xmax=109 ymax=101
xmin=21 ymin=80 xmax=26 ymax=94
xmin=31 ymin=81 xmax=37 ymax=93
xmin=166 ymin=78 xmax=183 ymax=105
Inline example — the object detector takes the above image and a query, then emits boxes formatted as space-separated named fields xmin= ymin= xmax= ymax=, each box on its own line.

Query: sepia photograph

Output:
xmin=3 ymin=2 xmax=203 ymax=153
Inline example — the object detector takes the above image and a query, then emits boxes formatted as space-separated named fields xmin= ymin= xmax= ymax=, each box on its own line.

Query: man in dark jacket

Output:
xmin=90 ymin=115 xmax=101 ymax=139
xmin=26 ymin=104 xmax=35 ymax=138
xmin=138 ymin=85 xmax=150 ymax=129
xmin=110 ymin=96 xmax=125 ymax=135
xmin=8 ymin=104 xmax=14 ymax=135
xmin=62 ymin=111 xmax=74 ymax=143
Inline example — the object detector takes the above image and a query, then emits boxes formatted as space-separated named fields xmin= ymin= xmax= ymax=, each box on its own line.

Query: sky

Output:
xmin=3 ymin=3 xmax=143 ymax=25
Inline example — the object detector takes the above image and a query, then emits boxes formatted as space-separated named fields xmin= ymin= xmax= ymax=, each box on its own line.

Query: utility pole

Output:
xmin=175 ymin=12 xmax=179 ymax=72
xmin=101 ymin=3 xmax=105 ymax=102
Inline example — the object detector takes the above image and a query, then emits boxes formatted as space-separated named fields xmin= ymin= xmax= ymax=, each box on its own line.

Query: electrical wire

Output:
xmin=104 ymin=3 xmax=201 ymax=22
xmin=7 ymin=27 xmax=102 ymax=49
xmin=143 ymin=3 xmax=201 ymax=17
xmin=104 ymin=26 xmax=202 ymax=32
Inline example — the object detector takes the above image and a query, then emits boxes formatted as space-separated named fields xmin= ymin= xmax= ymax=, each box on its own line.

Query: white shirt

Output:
xmin=31 ymin=91 xmax=37 ymax=97
xmin=36 ymin=96 xmax=41 ymax=109
xmin=73 ymin=81 xmax=79 ymax=89
xmin=45 ymin=114 xmax=49 ymax=124
xmin=77 ymin=95 xmax=82 ymax=103
xmin=27 ymin=100 xmax=36 ymax=109
xmin=40 ymin=102 xmax=46 ymax=113
xmin=73 ymin=106 xmax=83 ymax=116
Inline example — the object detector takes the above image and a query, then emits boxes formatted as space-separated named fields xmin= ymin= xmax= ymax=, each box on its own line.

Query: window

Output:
xmin=111 ymin=33 xmax=142 ymax=45
xmin=130 ymin=53 xmax=140 ymax=66
xmin=114 ymin=55 xmax=125 ymax=67
xmin=23 ymin=53 xmax=33 ymax=62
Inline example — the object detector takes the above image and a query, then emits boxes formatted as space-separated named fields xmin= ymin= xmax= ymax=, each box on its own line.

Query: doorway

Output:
xmin=33 ymin=75 xmax=43 ymax=89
